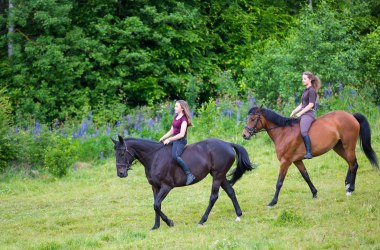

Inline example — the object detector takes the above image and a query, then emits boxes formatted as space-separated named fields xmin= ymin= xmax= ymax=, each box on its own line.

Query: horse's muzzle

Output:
xmin=242 ymin=133 xmax=251 ymax=140
xmin=117 ymin=171 xmax=128 ymax=178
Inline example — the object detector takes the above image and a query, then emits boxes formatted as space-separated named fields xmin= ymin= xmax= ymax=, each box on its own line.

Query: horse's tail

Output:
xmin=228 ymin=143 xmax=255 ymax=186
xmin=353 ymin=113 xmax=379 ymax=169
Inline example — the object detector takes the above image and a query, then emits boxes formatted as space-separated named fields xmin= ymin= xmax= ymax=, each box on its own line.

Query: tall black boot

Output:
xmin=176 ymin=157 xmax=196 ymax=185
xmin=302 ymin=135 xmax=313 ymax=159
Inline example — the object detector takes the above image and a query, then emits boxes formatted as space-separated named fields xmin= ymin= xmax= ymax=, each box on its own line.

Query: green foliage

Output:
xmin=0 ymin=88 xmax=14 ymax=172
xmin=44 ymin=133 xmax=76 ymax=177
xmin=243 ymin=1 xmax=377 ymax=104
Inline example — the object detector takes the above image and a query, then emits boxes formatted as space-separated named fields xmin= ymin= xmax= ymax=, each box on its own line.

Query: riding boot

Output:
xmin=176 ymin=157 xmax=196 ymax=185
xmin=302 ymin=135 xmax=313 ymax=159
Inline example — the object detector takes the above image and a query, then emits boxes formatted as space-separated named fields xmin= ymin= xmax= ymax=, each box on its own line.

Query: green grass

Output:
xmin=1 ymin=127 xmax=380 ymax=249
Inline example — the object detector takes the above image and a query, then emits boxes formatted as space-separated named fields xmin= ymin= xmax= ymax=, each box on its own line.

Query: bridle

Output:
xmin=244 ymin=111 xmax=281 ymax=136
xmin=116 ymin=140 xmax=166 ymax=170
xmin=244 ymin=112 xmax=263 ymax=136
xmin=116 ymin=140 xmax=136 ymax=170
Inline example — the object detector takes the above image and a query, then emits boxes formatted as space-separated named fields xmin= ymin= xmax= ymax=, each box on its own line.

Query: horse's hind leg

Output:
xmin=294 ymin=160 xmax=318 ymax=198
xmin=221 ymin=179 xmax=242 ymax=221
xmin=151 ymin=185 xmax=174 ymax=230
xmin=198 ymin=179 xmax=221 ymax=225
xmin=333 ymin=140 xmax=358 ymax=195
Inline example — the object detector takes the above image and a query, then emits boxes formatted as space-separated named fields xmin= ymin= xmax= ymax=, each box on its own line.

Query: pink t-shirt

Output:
xmin=172 ymin=115 xmax=188 ymax=137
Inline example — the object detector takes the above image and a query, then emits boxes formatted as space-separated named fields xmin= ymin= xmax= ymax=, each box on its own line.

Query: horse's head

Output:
xmin=242 ymin=105 xmax=265 ymax=139
xmin=112 ymin=135 xmax=135 ymax=178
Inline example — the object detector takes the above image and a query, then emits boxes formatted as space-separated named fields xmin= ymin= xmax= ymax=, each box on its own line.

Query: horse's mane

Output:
xmin=248 ymin=107 xmax=299 ymax=127
xmin=125 ymin=137 xmax=162 ymax=146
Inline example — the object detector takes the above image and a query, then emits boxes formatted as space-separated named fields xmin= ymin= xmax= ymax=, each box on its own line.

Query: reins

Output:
xmin=117 ymin=140 xmax=166 ymax=170
xmin=245 ymin=112 xmax=281 ymax=136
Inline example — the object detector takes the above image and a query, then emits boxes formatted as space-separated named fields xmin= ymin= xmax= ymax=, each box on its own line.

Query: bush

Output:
xmin=44 ymin=133 xmax=77 ymax=177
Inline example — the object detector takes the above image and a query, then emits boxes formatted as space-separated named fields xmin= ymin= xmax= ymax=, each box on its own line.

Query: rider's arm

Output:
xmin=296 ymin=103 xmax=314 ymax=117
xmin=160 ymin=127 xmax=174 ymax=142
xmin=290 ymin=104 xmax=302 ymax=117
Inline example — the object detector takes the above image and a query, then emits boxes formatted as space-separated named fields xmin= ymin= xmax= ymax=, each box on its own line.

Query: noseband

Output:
xmin=244 ymin=112 xmax=264 ymax=136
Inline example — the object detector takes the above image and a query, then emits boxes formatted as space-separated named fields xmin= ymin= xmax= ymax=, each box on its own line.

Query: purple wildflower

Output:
xmin=124 ymin=130 xmax=128 ymax=137
xmin=115 ymin=120 xmax=121 ymax=127
xmin=106 ymin=123 xmax=111 ymax=135
xmin=149 ymin=118 xmax=154 ymax=130
xmin=33 ymin=120 xmax=41 ymax=135
xmin=323 ymin=87 xmax=327 ymax=99
xmin=338 ymin=80 xmax=343 ymax=100
xmin=378 ymin=105 xmax=380 ymax=114
xmin=328 ymin=82 xmax=332 ymax=97
xmin=15 ymin=126 xmax=19 ymax=134
xmin=100 ymin=151 xmax=104 ymax=160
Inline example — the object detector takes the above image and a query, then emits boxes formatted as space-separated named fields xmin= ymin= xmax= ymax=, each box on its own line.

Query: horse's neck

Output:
xmin=130 ymin=140 xmax=160 ymax=167
xmin=265 ymin=120 xmax=296 ymax=145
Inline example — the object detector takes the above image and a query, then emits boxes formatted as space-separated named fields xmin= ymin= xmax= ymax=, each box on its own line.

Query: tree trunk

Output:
xmin=8 ymin=0 xmax=14 ymax=57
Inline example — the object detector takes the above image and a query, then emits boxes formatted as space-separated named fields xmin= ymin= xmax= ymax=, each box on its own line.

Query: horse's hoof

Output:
xmin=235 ymin=217 xmax=241 ymax=222
xmin=168 ymin=220 xmax=174 ymax=227
xmin=150 ymin=226 xmax=159 ymax=230
xmin=313 ymin=194 xmax=318 ymax=199
xmin=197 ymin=223 xmax=204 ymax=227
xmin=346 ymin=191 xmax=352 ymax=196
xmin=266 ymin=205 xmax=273 ymax=209
xmin=345 ymin=184 xmax=350 ymax=191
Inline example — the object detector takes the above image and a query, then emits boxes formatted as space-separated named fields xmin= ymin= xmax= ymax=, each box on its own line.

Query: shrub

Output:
xmin=44 ymin=133 xmax=77 ymax=177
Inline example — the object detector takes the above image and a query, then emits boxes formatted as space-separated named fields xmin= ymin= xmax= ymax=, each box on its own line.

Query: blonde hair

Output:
xmin=303 ymin=71 xmax=321 ymax=91
xmin=177 ymin=100 xmax=193 ymax=127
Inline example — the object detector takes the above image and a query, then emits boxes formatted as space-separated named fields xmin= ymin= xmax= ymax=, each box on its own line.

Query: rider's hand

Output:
xmin=163 ymin=139 xmax=171 ymax=145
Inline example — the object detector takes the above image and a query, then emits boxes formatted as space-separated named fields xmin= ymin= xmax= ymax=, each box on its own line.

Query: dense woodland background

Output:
xmin=0 ymin=0 xmax=380 ymax=175
xmin=0 ymin=0 xmax=379 ymax=124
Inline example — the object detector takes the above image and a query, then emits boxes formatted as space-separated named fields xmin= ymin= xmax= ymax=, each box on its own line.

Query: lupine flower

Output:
xmin=351 ymin=90 xmax=357 ymax=97
xmin=294 ymin=92 xmax=299 ymax=105
xmin=115 ymin=120 xmax=121 ymax=127
xmin=348 ymin=104 xmax=352 ymax=110
xmin=378 ymin=105 xmax=380 ymax=114
xmin=236 ymin=100 xmax=241 ymax=122
xmin=100 ymin=151 xmax=104 ymax=160
xmin=156 ymin=114 xmax=161 ymax=123
xmin=338 ymin=80 xmax=343 ymax=100
xmin=149 ymin=118 xmax=154 ymax=130
xmin=134 ymin=122 xmax=141 ymax=132
xmin=323 ymin=87 xmax=327 ymax=99
xmin=126 ymin=115 xmax=131 ymax=125
xmin=33 ymin=120 xmax=41 ymax=135
xmin=328 ymin=82 xmax=332 ymax=97
xmin=106 ymin=123 xmax=111 ymax=135
xmin=74 ymin=164 xmax=77 ymax=171
xmin=15 ymin=126 xmax=19 ymax=134
xmin=215 ymin=99 xmax=219 ymax=106
xmin=124 ymin=130 xmax=128 ymax=137
xmin=169 ymin=103 xmax=173 ymax=115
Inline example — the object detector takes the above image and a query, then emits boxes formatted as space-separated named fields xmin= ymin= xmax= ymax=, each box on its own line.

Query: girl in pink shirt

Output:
xmin=160 ymin=100 xmax=196 ymax=185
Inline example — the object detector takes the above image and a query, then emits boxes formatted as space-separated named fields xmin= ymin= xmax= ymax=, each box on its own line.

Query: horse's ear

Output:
xmin=111 ymin=138 xmax=117 ymax=145
xmin=118 ymin=135 xmax=124 ymax=144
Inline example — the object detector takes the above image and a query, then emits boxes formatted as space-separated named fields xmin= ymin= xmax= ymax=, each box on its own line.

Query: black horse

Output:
xmin=112 ymin=136 xmax=253 ymax=230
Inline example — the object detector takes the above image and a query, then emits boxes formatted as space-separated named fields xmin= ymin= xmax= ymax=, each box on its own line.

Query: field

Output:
xmin=1 ymin=124 xmax=380 ymax=249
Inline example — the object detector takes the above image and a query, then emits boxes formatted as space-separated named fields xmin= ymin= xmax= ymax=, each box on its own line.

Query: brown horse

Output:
xmin=242 ymin=106 xmax=379 ymax=207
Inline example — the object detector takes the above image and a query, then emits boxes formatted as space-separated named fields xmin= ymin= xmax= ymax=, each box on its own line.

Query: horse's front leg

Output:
xmin=151 ymin=185 xmax=173 ymax=230
xmin=294 ymin=160 xmax=318 ymax=198
xmin=199 ymin=179 xmax=221 ymax=225
xmin=221 ymin=179 xmax=242 ymax=221
xmin=268 ymin=161 xmax=291 ymax=207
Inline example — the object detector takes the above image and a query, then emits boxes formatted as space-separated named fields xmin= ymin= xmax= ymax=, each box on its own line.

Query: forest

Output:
xmin=0 ymin=0 xmax=379 ymax=124
xmin=0 ymin=0 xmax=379 ymax=174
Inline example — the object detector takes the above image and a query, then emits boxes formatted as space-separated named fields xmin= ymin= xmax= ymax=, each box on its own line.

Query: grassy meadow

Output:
xmin=1 ymin=122 xmax=380 ymax=250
